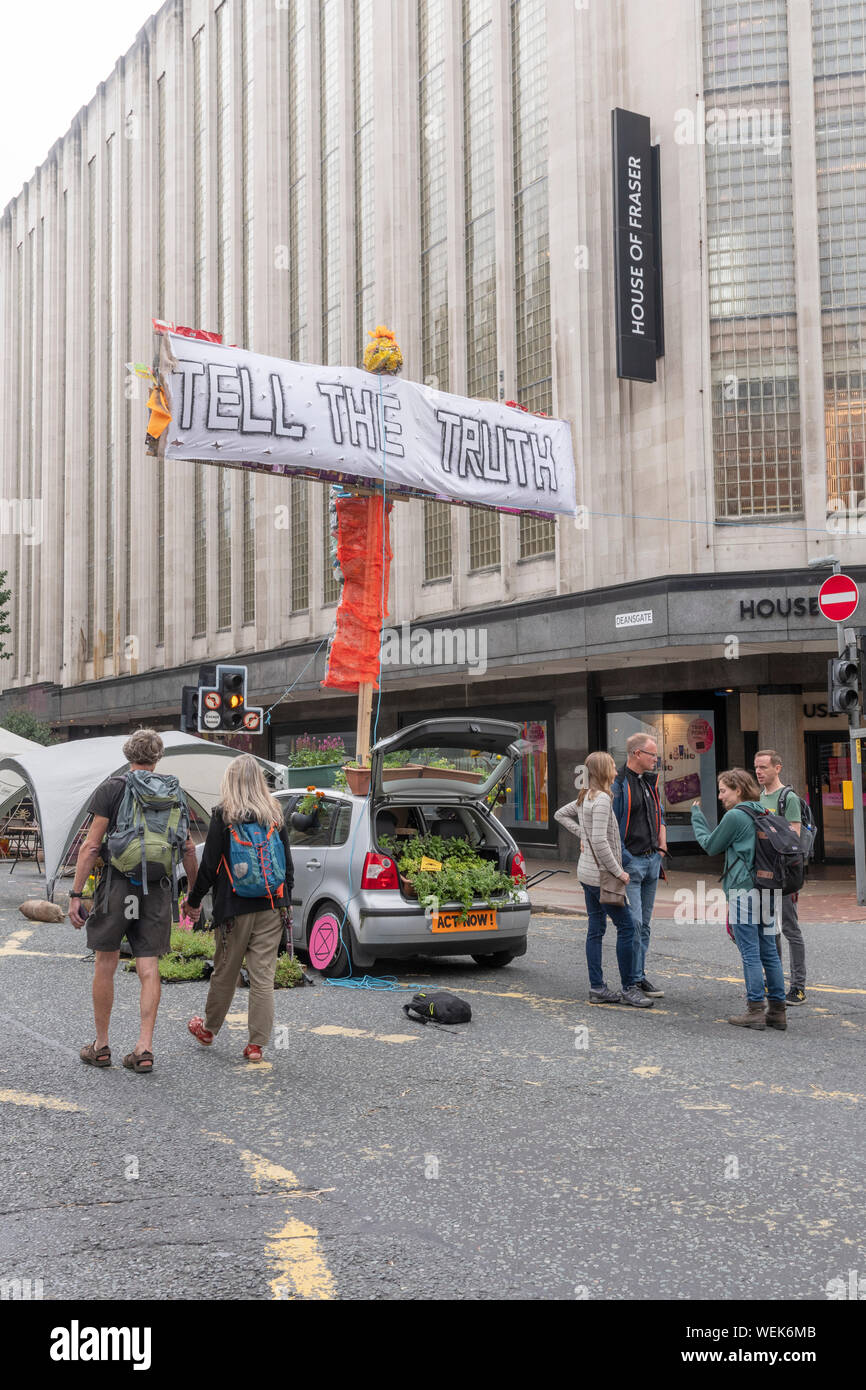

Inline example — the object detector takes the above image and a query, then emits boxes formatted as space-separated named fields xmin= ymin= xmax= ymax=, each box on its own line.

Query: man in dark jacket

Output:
xmin=612 ymin=733 xmax=667 ymax=998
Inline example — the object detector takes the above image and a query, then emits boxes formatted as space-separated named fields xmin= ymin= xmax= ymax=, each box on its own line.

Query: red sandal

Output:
xmin=243 ymin=1044 xmax=263 ymax=1062
xmin=188 ymin=1016 xmax=214 ymax=1046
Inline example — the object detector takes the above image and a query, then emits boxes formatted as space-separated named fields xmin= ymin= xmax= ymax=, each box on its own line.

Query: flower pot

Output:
xmin=400 ymin=874 xmax=417 ymax=899
xmin=380 ymin=762 xmax=424 ymax=782
xmin=418 ymin=767 xmax=485 ymax=784
xmin=344 ymin=765 xmax=371 ymax=796
xmin=285 ymin=763 xmax=343 ymax=789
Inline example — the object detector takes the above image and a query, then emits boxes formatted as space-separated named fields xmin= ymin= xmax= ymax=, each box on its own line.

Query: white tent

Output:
xmin=0 ymin=731 xmax=287 ymax=898
xmin=0 ymin=726 xmax=43 ymax=817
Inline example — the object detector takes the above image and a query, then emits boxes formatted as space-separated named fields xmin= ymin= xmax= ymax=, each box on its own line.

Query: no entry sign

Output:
xmin=818 ymin=574 xmax=860 ymax=623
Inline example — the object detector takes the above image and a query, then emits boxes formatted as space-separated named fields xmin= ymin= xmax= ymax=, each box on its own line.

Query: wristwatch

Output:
xmin=69 ymin=892 xmax=82 ymax=899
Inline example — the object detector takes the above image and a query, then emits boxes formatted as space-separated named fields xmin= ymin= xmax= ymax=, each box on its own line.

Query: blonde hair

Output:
xmin=578 ymin=751 xmax=617 ymax=805
xmin=718 ymin=768 xmax=761 ymax=804
xmin=220 ymin=754 xmax=284 ymax=828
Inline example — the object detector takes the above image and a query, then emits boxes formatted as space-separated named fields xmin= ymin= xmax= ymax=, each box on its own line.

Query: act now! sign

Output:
xmin=156 ymin=334 xmax=577 ymax=517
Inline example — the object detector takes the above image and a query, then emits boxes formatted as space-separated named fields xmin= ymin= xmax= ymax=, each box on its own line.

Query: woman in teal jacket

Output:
xmin=691 ymin=768 xmax=786 ymax=1031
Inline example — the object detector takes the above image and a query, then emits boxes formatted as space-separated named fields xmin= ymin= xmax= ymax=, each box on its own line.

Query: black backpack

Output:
xmin=403 ymin=991 xmax=472 ymax=1026
xmin=739 ymin=806 xmax=807 ymax=896
xmin=778 ymin=786 xmax=817 ymax=862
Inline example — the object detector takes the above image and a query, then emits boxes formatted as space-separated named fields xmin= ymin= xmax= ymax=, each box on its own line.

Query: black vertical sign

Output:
xmin=612 ymin=109 xmax=663 ymax=383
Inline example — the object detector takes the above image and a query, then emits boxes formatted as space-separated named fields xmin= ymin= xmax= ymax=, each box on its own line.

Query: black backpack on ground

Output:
xmin=738 ymin=806 xmax=807 ymax=896
xmin=403 ymin=991 xmax=472 ymax=1026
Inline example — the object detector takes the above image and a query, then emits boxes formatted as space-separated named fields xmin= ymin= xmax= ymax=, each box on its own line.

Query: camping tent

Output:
xmin=0 ymin=731 xmax=287 ymax=899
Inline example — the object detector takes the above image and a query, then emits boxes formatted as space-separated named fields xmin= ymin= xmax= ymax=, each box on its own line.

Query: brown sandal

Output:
xmin=80 ymin=1041 xmax=111 ymax=1068
xmin=123 ymin=1050 xmax=154 ymax=1073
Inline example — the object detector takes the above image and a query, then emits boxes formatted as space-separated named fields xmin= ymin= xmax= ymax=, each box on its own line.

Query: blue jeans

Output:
xmin=581 ymin=882 xmax=640 ymax=990
xmin=729 ymin=889 xmax=785 ymax=1002
xmin=625 ymin=851 xmax=662 ymax=980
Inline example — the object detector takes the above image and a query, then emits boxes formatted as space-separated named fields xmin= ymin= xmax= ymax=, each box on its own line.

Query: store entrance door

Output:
xmin=805 ymin=732 xmax=854 ymax=863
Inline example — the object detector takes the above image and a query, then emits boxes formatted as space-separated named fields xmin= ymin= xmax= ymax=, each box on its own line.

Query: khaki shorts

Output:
xmin=86 ymin=873 xmax=173 ymax=958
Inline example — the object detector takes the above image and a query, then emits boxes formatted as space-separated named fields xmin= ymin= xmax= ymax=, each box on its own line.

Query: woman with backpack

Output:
xmin=185 ymin=755 xmax=293 ymax=1062
xmin=555 ymin=751 xmax=653 ymax=1007
xmin=691 ymin=769 xmax=786 ymax=1031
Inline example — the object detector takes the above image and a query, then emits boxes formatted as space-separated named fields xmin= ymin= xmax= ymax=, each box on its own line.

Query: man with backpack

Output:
xmin=69 ymin=729 xmax=198 ymax=1073
xmin=754 ymin=750 xmax=811 ymax=1005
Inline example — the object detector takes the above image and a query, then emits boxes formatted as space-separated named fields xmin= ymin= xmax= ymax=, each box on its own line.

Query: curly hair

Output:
xmin=123 ymin=728 xmax=165 ymax=767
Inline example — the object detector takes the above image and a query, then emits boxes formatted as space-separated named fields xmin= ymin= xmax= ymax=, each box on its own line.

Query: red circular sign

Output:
xmin=818 ymin=574 xmax=860 ymax=623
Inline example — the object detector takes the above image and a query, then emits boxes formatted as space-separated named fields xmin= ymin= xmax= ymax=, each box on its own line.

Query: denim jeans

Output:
xmin=581 ymin=882 xmax=640 ymax=990
xmin=729 ymin=888 xmax=786 ymax=1002
xmin=776 ymin=891 xmax=806 ymax=989
xmin=625 ymin=851 xmax=662 ymax=980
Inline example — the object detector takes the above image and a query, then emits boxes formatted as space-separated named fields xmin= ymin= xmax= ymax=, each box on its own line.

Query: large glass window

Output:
xmin=104 ymin=135 xmax=115 ymax=650
xmin=419 ymin=0 xmax=449 ymax=393
xmin=605 ymin=705 xmax=720 ymax=843
xmin=320 ymin=0 xmax=341 ymax=365
xmin=354 ymin=0 xmax=375 ymax=362
xmin=287 ymin=0 xmax=307 ymax=361
xmin=423 ymin=500 xmax=452 ymax=580
xmin=702 ymin=0 xmax=802 ymax=519
xmin=290 ymin=476 xmax=309 ymax=611
xmin=463 ymin=0 xmax=497 ymax=401
xmin=813 ymin=0 xmax=866 ymax=510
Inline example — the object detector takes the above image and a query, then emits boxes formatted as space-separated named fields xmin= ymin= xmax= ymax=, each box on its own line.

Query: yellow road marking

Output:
xmin=0 ymin=929 xmax=34 ymax=955
xmin=310 ymin=1024 xmax=418 ymax=1045
xmin=0 ymin=1088 xmax=82 ymax=1112
xmin=201 ymin=1131 xmax=337 ymax=1301
xmin=238 ymin=1149 xmax=337 ymax=1301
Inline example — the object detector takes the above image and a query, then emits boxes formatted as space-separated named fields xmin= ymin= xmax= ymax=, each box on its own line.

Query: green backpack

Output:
xmin=106 ymin=771 xmax=190 ymax=915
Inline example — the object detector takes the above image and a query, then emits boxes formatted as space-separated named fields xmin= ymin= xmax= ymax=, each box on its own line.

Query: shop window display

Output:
xmin=606 ymin=709 xmax=719 ymax=844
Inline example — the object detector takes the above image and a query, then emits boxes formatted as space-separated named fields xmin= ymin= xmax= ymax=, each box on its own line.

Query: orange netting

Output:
xmin=322 ymin=495 xmax=393 ymax=692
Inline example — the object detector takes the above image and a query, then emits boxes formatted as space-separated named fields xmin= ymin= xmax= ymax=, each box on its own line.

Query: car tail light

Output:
xmin=509 ymin=850 xmax=527 ymax=883
xmin=362 ymin=851 xmax=399 ymax=890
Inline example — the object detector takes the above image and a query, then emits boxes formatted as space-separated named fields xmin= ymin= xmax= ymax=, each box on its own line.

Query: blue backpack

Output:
xmin=223 ymin=820 xmax=287 ymax=905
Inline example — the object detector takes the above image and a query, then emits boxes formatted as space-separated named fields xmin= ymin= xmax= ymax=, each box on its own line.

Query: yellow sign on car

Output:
xmin=420 ymin=856 xmax=442 ymax=871
xmin=431 ymin=908 xmax=497 ymax=933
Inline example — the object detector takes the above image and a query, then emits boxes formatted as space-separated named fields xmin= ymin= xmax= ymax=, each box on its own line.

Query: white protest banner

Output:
xmin=156 ymin=334 xmax=576 ymax=516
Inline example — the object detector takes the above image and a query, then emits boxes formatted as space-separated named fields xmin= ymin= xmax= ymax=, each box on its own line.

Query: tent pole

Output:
xmin=356 ymin=681 xmax=374 ymax=767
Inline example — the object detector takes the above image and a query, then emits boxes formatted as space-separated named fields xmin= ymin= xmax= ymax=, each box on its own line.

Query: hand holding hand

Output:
xmin=184 ymin=900 xmax=202 ymax=923
xmin=619 ymin=870 xmax=630 ymax=884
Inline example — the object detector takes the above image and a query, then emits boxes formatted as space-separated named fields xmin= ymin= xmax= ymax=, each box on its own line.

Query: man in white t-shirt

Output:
xmin=754 ymin=749 xmax=806 ymax=1005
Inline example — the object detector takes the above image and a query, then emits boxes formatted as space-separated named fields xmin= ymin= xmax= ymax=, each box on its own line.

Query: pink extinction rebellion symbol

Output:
xmin=309 ymin=914 xmax=340 ymax=969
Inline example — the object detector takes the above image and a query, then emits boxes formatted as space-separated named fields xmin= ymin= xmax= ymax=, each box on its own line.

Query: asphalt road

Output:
xmin=1 ymin=867 xmax=864 ymax=1302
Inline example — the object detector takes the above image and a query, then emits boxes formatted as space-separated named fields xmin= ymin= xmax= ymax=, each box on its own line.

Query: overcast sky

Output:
xmin=1 ymin=0 xmax=159 ymax=209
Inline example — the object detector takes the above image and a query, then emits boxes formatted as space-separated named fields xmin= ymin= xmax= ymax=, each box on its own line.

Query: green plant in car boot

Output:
xmin=379 ymin=832 xmax=519 ymax=921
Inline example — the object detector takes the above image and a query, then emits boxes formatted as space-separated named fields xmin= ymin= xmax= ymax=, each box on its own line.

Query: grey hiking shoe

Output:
xmin=589 ymin=984 xmax=622 ymax=1004
xmin=638 ymin=977 xmax=665 ymax=998
xmin=620 ymin=985 xmax=654 ymax=1008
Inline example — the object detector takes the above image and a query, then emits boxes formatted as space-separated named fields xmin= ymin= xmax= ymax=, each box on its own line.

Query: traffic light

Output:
xmin=180 ymin=685 xmax=199 ymax=734
xmin=219 ymin=665 xmax=246 ymax=730
xmin=828 ymin=645 xmax=861 ymax=715
xmin=191 ymin=663 xmax=264 ymax=735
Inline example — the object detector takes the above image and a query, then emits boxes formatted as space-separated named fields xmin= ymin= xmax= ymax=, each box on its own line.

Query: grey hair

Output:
xmin=626 ymin=731 xmax=656 ymax=755
xmin=123 ymin=728 xmax=165 ymax=767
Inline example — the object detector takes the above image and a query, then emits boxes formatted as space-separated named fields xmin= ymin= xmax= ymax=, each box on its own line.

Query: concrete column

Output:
xmin=757 ymin=693 xmax=806 ymax=794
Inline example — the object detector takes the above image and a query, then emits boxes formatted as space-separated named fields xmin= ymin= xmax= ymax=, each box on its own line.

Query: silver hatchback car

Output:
xmin=281 ymin=717 xmax=532 ymax=976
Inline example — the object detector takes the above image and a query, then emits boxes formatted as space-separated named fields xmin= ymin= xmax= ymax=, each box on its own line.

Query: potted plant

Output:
xmin=291 ymin=787 xmax=325 ymax=831
xmin=285 ymin=734 xmax=347 ymax=788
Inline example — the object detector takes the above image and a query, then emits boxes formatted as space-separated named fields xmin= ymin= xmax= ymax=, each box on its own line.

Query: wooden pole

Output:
xmin=356 ymin=680 xmax=374 ymax=766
